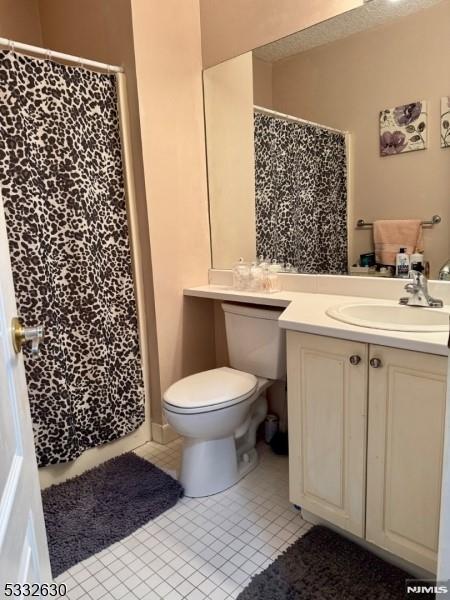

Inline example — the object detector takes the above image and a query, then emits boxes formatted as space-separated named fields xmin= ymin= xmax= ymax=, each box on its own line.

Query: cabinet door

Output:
xmin=287 ymin=331 xmax=368 ymax=537
xmin=366 ymin=345 xmax=447 ymax=573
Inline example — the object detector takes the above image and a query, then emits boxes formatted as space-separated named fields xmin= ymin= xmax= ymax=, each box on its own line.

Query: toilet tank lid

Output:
xmin=163 ymin=367 xmax=257 ymax=410
xmin=221 ymin=302 xmax=284 ymax=320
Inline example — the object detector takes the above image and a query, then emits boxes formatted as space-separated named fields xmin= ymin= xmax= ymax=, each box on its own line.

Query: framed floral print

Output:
xmin=441 ymin=96 xmax=450 ymax=148
xmin=379 ymin=100 xmax=427 ymax=156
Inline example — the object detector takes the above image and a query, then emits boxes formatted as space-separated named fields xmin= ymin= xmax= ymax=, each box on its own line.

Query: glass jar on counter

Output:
xmin=262 ymin=267 xmax=280 ymax=293
xmin=249 ymin=261 xmax=264 ymax=291
xmin=232 ymin=257 xmax=251 ymax=290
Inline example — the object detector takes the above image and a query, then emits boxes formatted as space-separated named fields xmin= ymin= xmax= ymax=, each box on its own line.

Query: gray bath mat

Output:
xmin=42 ymin=452 xmax=183 ymax=577
xmin=238 ymin=526 xmax=422 ymax=599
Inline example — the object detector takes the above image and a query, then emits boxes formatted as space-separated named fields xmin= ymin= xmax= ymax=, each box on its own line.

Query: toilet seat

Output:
xmin=163 ymin=367 xmax=258 ymax=415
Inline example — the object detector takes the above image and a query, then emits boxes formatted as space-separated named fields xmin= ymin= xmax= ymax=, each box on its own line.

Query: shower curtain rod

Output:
xmin=254 ymin=105 xmax=348 ymax=135
xmin=0 ymin=37 xmax=123 ymax=73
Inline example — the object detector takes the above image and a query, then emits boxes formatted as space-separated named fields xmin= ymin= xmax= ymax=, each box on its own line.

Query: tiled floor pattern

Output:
xmin=55 ymin=439 xmax=310 ymax=600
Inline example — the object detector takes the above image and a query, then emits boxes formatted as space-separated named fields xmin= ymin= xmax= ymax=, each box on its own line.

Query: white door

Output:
xmin=287 ymin=331 xmax=368 ymax=538
xmin=366 ymin=345 xmax=447 ymax=574
xmin=0 ymin=200 xmax=51 ymax=587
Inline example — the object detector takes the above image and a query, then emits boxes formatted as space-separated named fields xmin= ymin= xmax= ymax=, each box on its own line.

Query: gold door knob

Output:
xmin=11 ymin=317 xmax=44 ymax=356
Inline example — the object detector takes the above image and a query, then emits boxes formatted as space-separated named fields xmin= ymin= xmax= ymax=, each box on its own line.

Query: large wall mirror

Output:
xmin=203 ymin=0 xmax=450 ymax=279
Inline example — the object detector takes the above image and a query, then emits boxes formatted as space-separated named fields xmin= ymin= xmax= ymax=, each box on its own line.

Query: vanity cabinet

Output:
xmin=287 ymin=331 xmax=447 ymax=573
xmin=366 ymin=345 xmax=447 ymax=573
xmin=286 ymin=333 xmax=368 ymax=537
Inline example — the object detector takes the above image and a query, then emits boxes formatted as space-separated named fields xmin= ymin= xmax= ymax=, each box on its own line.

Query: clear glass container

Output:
xmin=249 ymin=262 xmax=264 ymax=291
xmin=232 ymin=257 xmax=251 ymax=290
xmin=262 ymin=267 xmax=279 ymax=293
xmin=258 ymin=255 xmax=268 ymax=269
xmin=269 ymin=259 xmax=283 ymax=273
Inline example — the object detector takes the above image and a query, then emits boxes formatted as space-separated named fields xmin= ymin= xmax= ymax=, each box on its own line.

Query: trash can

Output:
xmin=264 ymin=414 xmax=279 ymax=444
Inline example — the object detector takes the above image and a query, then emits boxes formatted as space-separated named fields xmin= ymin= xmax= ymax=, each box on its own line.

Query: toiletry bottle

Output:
xmin=395 ymin=248 xmax=410 ymax=279
xmin=410 ymin=249 xmax=424 ymax=273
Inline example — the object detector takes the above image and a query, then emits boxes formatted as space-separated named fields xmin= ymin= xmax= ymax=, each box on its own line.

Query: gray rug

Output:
xmin=42 ymin=452 xmax=183 ymax=577
xmin=237 ymin=526 xmax=424 ymax=599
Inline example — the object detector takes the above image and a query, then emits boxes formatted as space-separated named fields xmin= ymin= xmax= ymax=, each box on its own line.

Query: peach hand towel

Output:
xmin=373 ymin=219 xmax=423 ymax=266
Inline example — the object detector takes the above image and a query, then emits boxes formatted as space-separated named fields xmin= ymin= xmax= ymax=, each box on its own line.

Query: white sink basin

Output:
xmin=326 ymin=303 xmax=450 ymax=332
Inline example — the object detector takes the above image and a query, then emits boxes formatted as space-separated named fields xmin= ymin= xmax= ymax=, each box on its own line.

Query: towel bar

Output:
xmin=356 ymin=215 xmax=441 ymax=228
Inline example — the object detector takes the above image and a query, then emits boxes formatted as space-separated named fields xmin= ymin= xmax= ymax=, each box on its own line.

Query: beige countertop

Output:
xmin=184 ymin=284 xmax=450 ymax=356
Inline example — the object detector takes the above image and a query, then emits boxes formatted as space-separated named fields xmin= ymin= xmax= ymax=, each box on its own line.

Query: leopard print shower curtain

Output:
xmin=254 ymin=112 xmax=348 ymax=274
xmin=0 ymin=51 xmax=145 ymax=467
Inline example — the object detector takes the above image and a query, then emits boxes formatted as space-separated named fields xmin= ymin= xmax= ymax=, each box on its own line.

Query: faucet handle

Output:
xmin=409 ymin=269 xmax=428 ymax=291
xmin=409 ymin=269 xmax=423 ymax=282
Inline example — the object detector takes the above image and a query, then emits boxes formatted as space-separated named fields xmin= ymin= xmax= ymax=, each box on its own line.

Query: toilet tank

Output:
xmin=222 ymin=302 xmax=286 ymax=380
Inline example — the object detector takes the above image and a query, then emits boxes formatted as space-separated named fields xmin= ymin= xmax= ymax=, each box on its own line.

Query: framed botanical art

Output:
xmin=441 ymin=96 xmax=450 ymax=148
xmin=380 ymin=101 xmax=427 ymax=156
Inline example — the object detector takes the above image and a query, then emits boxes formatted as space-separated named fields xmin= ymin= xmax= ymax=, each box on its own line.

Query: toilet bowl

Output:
xmin=163 ymin=302 xmax=286 ymax=498
xmin=164 ymin=367 xmax=270 ymax=497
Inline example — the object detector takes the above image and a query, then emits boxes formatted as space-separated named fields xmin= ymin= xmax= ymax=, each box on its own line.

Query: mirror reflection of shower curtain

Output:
xmin=254 ymin=112 xmax=348 ymax=274
xmin=0 ymin=50 xmax=145 ymax=467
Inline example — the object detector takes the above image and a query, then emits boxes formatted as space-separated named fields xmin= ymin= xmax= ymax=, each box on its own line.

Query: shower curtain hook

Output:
xmin=107 ymin=64 xmax=111 ymax=75
xmin=78 ymin=57 xmax=84 ymax=69
xmin=9 ymin=40 xmax=15 ymax=53
xmin=46 ymin=49 xmax=52 ymax=62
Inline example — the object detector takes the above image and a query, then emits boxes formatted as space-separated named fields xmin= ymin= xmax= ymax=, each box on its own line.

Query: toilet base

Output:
xmin=179 ymin=437 xmax=259 ymax=498
xmin=237 ymin=447 xmax=258 ymax=480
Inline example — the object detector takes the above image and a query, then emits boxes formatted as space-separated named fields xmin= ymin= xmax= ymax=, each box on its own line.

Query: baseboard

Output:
xmin=151 ymin=422 xmax=179 ymax=444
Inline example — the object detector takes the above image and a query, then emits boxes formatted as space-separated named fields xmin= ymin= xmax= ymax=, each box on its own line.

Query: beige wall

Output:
xmin=199 ymin=0 xmax=365 ymax=68
xmin=0 ymin=0 xmax=42 ymax=44
xmin=272 ymin=0 xmax=450 ymax=277
xmin=253 ymin=56 xmax=273 ymax=108
xmin=204 ymin=53 xmax=256 ymax=267
xmin=130 ymin=0 xmax=216 ymax=423
xmin=39 ymin=0 xmax=131 ymax=64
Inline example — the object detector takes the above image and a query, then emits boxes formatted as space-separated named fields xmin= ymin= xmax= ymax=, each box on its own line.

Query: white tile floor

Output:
xmin=55 ymin=439 xmax=310 ymax=600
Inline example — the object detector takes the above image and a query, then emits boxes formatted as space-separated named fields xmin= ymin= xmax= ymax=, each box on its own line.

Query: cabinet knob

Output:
xmin=349 ymin=355 xmax=361 ymax=365
xmin=370 ymin=357 xmax=382 ymax=369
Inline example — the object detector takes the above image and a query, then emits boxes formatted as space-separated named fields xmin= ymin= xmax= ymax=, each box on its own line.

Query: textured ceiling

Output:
xmin=253 ymin=0 xmax=445 ymax=62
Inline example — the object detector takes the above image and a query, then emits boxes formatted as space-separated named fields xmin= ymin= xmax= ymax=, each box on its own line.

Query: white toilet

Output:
xmin=163 ymin=302 xmax=286 ymax=497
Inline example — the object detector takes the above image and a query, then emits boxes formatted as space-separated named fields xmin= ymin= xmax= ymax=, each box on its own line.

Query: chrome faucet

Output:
xmin=438 ymin=259 xmax=450 ymax=281
xmin=399 ymin=270 xmax=443 ymax=308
